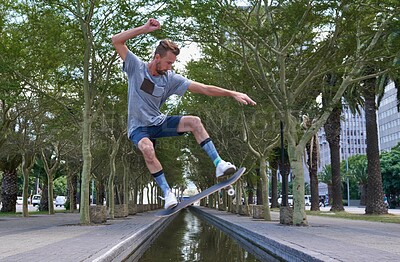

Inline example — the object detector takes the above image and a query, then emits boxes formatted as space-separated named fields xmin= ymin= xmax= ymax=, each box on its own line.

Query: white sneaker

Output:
xmin=163 ymin=190 xmax=178 ymax=209
xmin=216 ymin=160 xmax=236 ymax=178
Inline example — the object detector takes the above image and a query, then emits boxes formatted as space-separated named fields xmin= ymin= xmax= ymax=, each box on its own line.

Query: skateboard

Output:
xmin=155 ymin=167 xmax=246 ymax=217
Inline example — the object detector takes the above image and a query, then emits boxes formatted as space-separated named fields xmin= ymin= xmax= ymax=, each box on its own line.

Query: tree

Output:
xmin=323 ymin=103 xmax=344 ymax=211
xmin=381 ymin=144 xmax=400 ymax=208
xmin=163 ymin=0 xmax=397 ymax=225
xmin=47 ymin=0 xmax=164 ymax=223
xmin=343 ymin=154 xmax=368 ymax=205
xmin=301 ymin=115 xmax=321 ymax=211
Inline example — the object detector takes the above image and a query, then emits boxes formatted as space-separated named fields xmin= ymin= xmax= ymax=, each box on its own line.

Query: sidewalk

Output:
xmin=0 ymin=211 xmax=172 ymax=262
xmin=1 ymin=207 xmax=399 ymax=261
xmin=191 ymin=206 xmax=400 ymax=261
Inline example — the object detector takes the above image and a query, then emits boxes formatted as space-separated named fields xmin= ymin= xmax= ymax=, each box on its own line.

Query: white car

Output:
xmin=304 ymin=195 xmax=311 ymax=206
xmin=32 ymin=194 xmax=41 ymax=207
xmin=55 ymin=196 xmax=66 ymax=207
xmin=16 ymin=196 xmax=23 ymax=205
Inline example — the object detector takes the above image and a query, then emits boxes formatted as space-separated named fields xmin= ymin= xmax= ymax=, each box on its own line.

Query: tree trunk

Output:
xmin=108 ymin=134 xmax=122 ymax=219
xmin=108 ymin=156 xmax=116 ymax=219
xmin=1 ymin=169 xmax=18 ymax=212
xmin=270 ymin=160 xmax=279 ymax=208
xmin=21 ymin=153 xmax=35 ymax=217
xmin=77 ymin=0 xmax=95 ymax=225
xmin=40 ymin=183 xmax=49 ymax=211
xmin=259 ymin=157 xmax=271 ymax=220
xmin=288 ymin=144 xmax=307 ymax=226
xmin=363 ymin=79 xmax=387 ymax=214
xmin=123 ymin=156 xmax=129 ymax=205
xmin=359 ymin=184 xmax=367 ymax=206
xmin=248 ymin=188 xmax=254 ymax=205
xmin=324 ymin=104 xmax=344 ymax=211
xmin=256 ymin=169 xmax=262 ymax=205
xmin=306 ymin=138 xmax=320 ymax=211
xmin=67 ymin=173 xmax=75 ymax=211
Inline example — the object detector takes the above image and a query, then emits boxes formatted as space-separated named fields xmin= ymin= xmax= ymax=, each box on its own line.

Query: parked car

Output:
xmin=55 ymin=196 xmax=66 ymax=207
xmin=32 ymin=194 xmax=41 ymax=207
xmin=278 ymin=195 xmax=294 ymax=206
xmin=304 ymin=195 xmax=311 ymax=206
xmin=16 ymin=196 xmax=23 ymax=205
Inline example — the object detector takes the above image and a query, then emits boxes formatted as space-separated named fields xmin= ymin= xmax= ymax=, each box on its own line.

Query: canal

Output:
xmin=138 ymin=209 xmax=261 ymax=262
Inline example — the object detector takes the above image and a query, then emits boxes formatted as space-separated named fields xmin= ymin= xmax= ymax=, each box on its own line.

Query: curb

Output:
xmin=90 ymin=214 xmax=175 ymax=262
xmin=190 ymin=207 xmax=335 ymax=262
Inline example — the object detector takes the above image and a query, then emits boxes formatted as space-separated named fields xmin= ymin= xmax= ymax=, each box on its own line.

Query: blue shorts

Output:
xmin=129 ymin=116 xmax=185 ymax=147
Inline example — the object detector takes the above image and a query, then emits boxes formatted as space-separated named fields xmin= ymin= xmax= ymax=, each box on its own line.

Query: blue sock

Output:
xmin=152 ymin=170 xmax=170 ymax=197
xmin=200 ymin=138 xmax=222 ymax=167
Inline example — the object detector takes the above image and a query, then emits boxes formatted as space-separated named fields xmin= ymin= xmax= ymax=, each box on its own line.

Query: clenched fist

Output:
xmin=144 ymin=18 xmax=161 ymax=33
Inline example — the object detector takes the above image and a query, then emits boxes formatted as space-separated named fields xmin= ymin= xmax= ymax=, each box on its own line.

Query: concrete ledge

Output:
xmin=190 ymin=206 xmax=327 ymax=262
xmin=91 ymin=214 xmax=175 ymax=262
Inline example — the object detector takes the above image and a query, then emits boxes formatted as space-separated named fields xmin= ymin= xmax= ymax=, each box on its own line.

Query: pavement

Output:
xmin=0 ymin=210 xmax=174 ymax=262
xmin=0 ymin=206 xmax=399 ymax=261
xmin=192 ymin=206 xmax=400 ymax=262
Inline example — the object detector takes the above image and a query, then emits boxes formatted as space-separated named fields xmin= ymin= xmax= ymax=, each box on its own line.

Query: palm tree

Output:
xmin=361 ymin=67 xmax=388 ymax=214
xmin=323 ymin=103 xmax=344 ymax=211
xmin=344 ymin=154 xmax=368 ymax=206
xmin=0 ymin=154 xmax=21 ymax=212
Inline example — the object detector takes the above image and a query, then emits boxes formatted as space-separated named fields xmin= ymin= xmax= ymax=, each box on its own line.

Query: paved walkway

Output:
xmin=0 ymin=207 xmax=399 ymax=261
xmin=192 ymin=206 xmax=400 ymax=261
xmin=0 ymin=211 xmax=172 ymax=262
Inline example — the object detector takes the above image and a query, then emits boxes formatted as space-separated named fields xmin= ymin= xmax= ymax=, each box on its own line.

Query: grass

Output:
xmin=306 ymin=210 xmax=400 ymax=224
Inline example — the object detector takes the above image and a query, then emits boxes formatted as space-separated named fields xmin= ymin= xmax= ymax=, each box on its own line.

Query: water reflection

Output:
xmin=139 ymin=210 xmax=260 ymax=262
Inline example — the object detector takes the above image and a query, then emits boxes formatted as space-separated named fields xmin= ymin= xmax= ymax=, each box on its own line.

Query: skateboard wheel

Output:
xmin=227 ymin=188 xmax=235 ymax=196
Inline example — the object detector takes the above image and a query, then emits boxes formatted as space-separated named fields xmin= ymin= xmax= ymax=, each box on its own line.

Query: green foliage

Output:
xmin=54 ymin=176 xmax=67 ymax=196
xmin=318 ymin=165 xmax=332 ymax=184
xmin=381 ymin=144 xmax=400 ymax=207
xmin=341 ymin=154 xmax=368 ymax=185
xmin=1 ymin=0 xmax=400 ymax=215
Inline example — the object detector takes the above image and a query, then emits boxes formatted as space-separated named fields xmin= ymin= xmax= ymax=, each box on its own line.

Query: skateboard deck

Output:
xmin=155 ymin=167 xmax=246 ymax=217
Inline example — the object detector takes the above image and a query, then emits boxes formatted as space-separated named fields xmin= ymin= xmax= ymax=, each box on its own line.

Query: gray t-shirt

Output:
xmin=123 ymin=51 xmax=191 ymax=138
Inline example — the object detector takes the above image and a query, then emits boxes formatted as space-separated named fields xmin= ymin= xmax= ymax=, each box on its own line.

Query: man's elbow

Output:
xmin=111 ymin=35 xmax=119 ymax=47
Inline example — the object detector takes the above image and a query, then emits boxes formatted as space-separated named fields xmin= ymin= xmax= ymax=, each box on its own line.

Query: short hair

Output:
xmin=155 ymin=39 xmax=180 ymax=57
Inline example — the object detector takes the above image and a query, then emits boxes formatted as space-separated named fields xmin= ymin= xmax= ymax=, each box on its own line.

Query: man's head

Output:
xmin=152 ymin=40 xmax=180 ymax=75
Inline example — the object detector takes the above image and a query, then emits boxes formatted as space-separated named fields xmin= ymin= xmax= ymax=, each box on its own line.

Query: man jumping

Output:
xmin=112 ymin=18 xmax=256 ymax=209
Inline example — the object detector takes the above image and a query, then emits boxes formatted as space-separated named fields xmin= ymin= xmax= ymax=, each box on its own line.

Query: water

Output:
xmin=139 ymin=210 xmax=260 ymax=262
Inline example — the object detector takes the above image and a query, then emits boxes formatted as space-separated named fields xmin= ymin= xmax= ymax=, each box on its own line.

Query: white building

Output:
xmin=318 ymin=81 xmax=400 ymax=172
xmin=378 ymin=81 xmax=400 ymax=152
xmin=318 ymin=104 xmax=367 ymax=173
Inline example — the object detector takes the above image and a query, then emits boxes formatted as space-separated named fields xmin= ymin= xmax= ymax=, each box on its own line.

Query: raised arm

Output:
xmin=188 ymin=81 xmax=256 ymax=106
xmin=111 ymin=18 xmax=161 ymax=61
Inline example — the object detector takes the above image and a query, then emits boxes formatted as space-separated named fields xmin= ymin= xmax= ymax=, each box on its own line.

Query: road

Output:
xmin=14 ymin=204 xmax=66 ymax=212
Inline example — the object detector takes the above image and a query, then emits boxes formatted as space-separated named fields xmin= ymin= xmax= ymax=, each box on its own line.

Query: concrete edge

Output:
xmin=190 ymin=207 xmax=335 ymax=262
xmin=92 ymin=214 xmax=175 ymax=262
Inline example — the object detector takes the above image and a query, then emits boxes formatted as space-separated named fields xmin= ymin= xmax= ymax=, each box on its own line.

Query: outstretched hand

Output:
xmin=233 ymin=92 xmax=257 ymax=106
xmin=144 ymin=18 xmax=161 ymax=33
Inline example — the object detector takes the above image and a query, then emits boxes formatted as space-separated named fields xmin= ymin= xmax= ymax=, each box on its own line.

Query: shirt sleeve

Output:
xmin=167 ymin=72 xmax=191 ymax=96
xmin=122 ymin=51 xmax=142 ymax=76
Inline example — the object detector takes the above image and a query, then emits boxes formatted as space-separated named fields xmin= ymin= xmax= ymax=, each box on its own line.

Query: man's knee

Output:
xmin=189 ymin=116 xmax=203 ymax=130
xmin=139 ymin=139 xmax=156 ymax=162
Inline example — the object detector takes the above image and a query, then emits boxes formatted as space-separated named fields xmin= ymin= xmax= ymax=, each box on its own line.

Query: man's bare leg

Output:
xmin=178 ymin=116 xmax=236 ymax=177
xmin=177 ymin=116 xmax=209 ymax=143
xmin=138 ymin=137 xmax=177 ymax=208
xmin=138 ymin=137 xmax=162 ymax=173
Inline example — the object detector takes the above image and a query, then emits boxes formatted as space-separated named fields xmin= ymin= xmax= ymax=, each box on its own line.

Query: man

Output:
xmin=112 ymin=18 xmax=256 ymax=209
